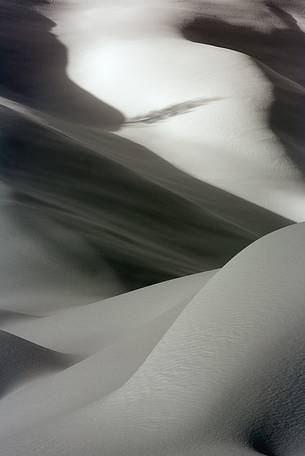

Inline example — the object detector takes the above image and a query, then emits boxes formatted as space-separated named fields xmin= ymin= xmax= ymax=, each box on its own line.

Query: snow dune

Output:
xmin=1 ymin=1 xmax=305 ymax=455
xmin=1 ymin=223 xmax=305 ymax=455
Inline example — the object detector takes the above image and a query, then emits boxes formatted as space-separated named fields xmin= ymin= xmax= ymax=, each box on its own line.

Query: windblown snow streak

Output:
xmin=125 ymin=97 xmax=222 ymax=125
xmin=0 ymin=1 xmax=305 ymax=455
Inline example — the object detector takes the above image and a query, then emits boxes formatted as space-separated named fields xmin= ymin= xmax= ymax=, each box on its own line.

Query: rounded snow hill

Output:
xmin=1 ymin=221 xmax=305 ymax=455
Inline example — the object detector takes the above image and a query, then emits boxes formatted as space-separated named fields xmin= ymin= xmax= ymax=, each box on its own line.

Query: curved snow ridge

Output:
xmin=0 ymin=330 xmax=78 ymax=398
xmin=2 ymin=222 xmax=305 ymax=455
xmin=0 ymin=270 xmax=216 ymax=355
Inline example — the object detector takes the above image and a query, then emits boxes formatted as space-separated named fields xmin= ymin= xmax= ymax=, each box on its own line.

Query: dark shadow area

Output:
xmin=0 ymin=330 xmax=78 ymax=398
xmin=0 ymin=115 xmax=290 ymax=289
xmin=182 ymin=1 xmax=305 ymax=173
xmin=0 ymin=1 xmax=124 ymax=129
